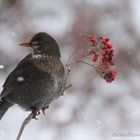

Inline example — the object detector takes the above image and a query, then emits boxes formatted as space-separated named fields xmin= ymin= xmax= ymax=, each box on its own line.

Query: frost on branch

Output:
xmin=67 ymin=34 xmax=117 ymax=83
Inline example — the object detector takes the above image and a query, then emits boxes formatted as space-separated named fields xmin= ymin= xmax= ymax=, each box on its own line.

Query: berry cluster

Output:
xmin=88 ymin=34 xmax=117 ymax=83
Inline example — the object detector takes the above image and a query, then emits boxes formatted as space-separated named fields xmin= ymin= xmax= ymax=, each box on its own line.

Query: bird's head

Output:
xmin=20 ymin=32 xmax=61 ymax=57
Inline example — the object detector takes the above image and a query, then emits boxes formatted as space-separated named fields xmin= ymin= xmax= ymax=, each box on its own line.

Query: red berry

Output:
xmin=103 ymin=62 xmax=110 ymax=69
xmin=92 ymin=54 xmax=99 ymax=62
xmin=104 ymin=71 xmax=117 ymax=83
xmin=102 ymin=58 xmax=106 ymax=63
xmin=103 ymin=38 xmax=110 ymax=42
xmin=107 ymin=44 xmax=112 ymax=48
xmin=101 ymin=51 xmax=107 ymax=56
xmin=89 ymin=35 xmax=97 ymax=45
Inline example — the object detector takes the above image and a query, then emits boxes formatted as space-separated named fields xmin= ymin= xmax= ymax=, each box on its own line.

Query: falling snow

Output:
xmin=17 ymin=76 xmax=25 ymax=82
xmin=0 ymin=65 xmax=4 ymax=69
xmin=0 ymin=0 xmax=140 ymax=140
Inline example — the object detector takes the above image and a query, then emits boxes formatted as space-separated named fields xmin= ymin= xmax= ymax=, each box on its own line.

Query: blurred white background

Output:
xmin=0 ymin=0 xmax=140 ymax=140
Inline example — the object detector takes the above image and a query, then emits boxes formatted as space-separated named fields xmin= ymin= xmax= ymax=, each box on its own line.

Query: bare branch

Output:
xmin=16 ymin=112 xmax=35 ymax=140
xmin=76 ymin=60 xmax=94 ymax=67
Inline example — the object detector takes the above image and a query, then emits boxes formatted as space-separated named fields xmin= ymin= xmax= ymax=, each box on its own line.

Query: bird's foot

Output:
xmin=42 ymin=105 xmax=49 ymax=115
xmin=31 ymin=107 xmax=40 ymax=120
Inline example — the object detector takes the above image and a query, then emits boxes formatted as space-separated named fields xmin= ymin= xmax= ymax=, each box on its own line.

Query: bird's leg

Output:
xmin=42 ymin=105 xmax=49 ymax=115
xmin=30 ymin=107 xmax=40 ymax=120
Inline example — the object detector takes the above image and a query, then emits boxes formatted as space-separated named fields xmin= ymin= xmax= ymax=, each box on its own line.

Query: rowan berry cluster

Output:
xmin=88 ymin=35 xmax=117 ymax=83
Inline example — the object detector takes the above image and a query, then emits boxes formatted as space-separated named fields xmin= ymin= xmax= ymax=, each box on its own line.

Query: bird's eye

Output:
xmin=32 ymin=41 xmax=40 ymax=49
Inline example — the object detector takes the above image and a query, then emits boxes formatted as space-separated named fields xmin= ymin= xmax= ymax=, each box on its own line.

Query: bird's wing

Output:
xmin=0 ymin=54 xmax=34 ymax=98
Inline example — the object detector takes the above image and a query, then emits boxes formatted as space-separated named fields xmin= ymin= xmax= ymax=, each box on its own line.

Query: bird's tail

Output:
xmin=0 ymin=99 xmax=12 ymax=120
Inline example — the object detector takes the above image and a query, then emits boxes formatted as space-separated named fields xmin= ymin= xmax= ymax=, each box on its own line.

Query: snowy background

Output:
xmin=0 ymin=0 xmax=140 ymax=140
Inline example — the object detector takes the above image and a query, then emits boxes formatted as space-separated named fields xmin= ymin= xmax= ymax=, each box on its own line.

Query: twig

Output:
xmin=16 ymin=112 xmax=35 ymax=140
xmin=62 ymin=84 xmax=72 ymax=93
xmin=66 ymin=46 xmax=86 ymax=67
xmin=76 ymin=60 xmax=94 ymax=67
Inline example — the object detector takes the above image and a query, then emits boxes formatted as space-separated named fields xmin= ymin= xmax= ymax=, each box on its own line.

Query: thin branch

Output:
xmin=76 ymin=60 xmax=94 ymax=67
xmin=16 ymin=112 xmax=35 ymax=140
xmin=62 ymin=84 xmax=72 ymax=93
xmin=66 ymin=46 xmax=86 ymax=67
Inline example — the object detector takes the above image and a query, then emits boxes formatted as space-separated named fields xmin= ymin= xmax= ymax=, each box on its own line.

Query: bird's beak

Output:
xmin=20 ymin=43 xmax=31 ymax=47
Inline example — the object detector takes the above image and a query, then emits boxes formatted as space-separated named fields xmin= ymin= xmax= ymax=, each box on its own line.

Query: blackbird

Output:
xmin=0 ymin=32 xmax=65 ymax=120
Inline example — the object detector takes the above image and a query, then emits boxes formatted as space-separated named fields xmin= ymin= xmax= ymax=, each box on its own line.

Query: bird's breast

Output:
xmin=32 ymin=55 xmax=65 ymax=94
xmin=32 ymin=55 xmax=64 ymax=74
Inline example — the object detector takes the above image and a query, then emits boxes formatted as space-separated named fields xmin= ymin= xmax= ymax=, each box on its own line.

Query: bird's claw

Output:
xmin=31 ymin=107 xmax=40 ymax=120
xmin=42 ymin=105 xmax=49 ymax=115
xmin=42 ymin=109 xmax=46 ymax=115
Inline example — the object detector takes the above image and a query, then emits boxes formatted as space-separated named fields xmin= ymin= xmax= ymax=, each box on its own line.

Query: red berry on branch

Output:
xmin=107 ymin=44 xmax=112 ymax=49
xmin=104 ymin=71 xmax=117 ymax=83
xmin=92 ymin=54 xmax=99 ymax=62
xmin=103 ymin=62 xmax=110 ymax=69
xmin=89 ymin=35 xmax=97 ymax=45
xmin=104 ymin=38 xmax=110 ymax=42
xmin=101 ymin=51 xmax=107 ymax=56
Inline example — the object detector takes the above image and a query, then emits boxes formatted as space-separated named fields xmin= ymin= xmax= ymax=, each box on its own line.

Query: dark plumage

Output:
xmin=0 ymin=32 xmax=65 ymax=120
